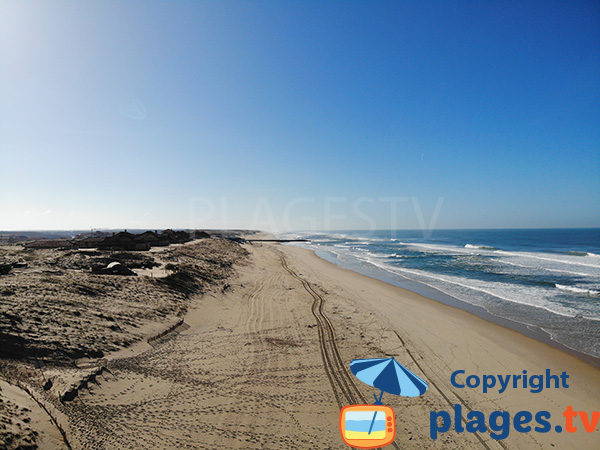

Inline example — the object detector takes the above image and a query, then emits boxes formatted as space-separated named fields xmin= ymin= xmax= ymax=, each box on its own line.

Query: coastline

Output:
xmin=278 ymin=243 xmax=600 ymax=449
xmin=2 ymin=239 xmax=598 ymax=449
xmin=306 ymin=246 xmax=600 ymax=367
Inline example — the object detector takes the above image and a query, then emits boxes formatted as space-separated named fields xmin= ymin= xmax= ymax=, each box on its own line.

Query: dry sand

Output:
xmin=2 ymin=240 xmax=599 ymax=449
xmin=0 ymin=237 xmax=248 ymax=449
xmin=0 ymin=379 xmax=65 ymax=449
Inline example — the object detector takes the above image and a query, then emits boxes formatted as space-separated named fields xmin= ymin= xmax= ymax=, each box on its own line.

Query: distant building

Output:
xmin=98 ymin=231 xmax=151 ymax=251
xmin=73 ymin=230 xmax=110 ymax=240
xmin=24 ymin=239 xmax=74 ymax=249
xmin=78 ymin=237 xmax=106 ymax=248
xmin=161 ymin=229 xmax=192 ymax=244
xmin=65 ymin=229 xmax=210 ymax=251
xmin=136 ymin=231 xmax=169 ymax=247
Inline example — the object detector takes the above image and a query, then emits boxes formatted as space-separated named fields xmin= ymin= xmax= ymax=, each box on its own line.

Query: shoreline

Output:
xmin=300 ymin=245 xmax=600 ymax=367
xmin=277 ymin=243 xmax=600 ymax=449
xmin=3 ymin=239 xmax=599 ymax=448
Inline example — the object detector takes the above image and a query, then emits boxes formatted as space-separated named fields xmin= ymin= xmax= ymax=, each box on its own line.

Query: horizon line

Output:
xmin=1 ymin=226 xmax=599 ymax=233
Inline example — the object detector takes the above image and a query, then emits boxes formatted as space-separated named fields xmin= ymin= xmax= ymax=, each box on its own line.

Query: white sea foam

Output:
xmin=397 ymin=242 xmax=448 ymax=251
xmin=395 ymin=242 xmax=600 ymax=270
xmin=301 ymin=233 xmax=600 ymax=358
xmin=497 ymin=259 xmax=594 ymax=278
xmin=399 ymin=241 xmax=497 ymax=256
xmin=568 ymin=251 xmax=600 ymax=258
xmin=465 ymin=244 xmax=496 ymax=250
xmin=357 ymin=237 xmax=384 ymax=242
xmin=396 ymin=242 xmax=466 ymax=255
xmin=321 ymin=237 xmax=600 ymax=278
xmin=338 ymin=239 xmax=598 ymax=278
xmin=324 ymin=233 xmax=350 ymax=240
xmin=555 ymin=284 xmax=600 ymax=296
xmin=351 ymin=252 xmax=600 ymax=320
xmin=387 ymin=253 xmax=403 ymax=258
xmin=494 ymin=250 xmax=600 ymax=269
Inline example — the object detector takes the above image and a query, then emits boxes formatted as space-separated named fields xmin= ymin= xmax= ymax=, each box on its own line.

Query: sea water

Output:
xmin=343 ymin=410 xmax=386 ymax=439
xmin=280 ymin=229 xmax=600 ymax=360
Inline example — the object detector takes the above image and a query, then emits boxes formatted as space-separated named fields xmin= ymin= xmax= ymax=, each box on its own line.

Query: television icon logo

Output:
xmin=339 ymin=404 xmax=396 ymax=449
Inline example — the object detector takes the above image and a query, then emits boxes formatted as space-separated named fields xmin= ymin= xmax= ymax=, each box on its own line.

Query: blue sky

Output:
xmin=1 ymin=0 xmax=598 ymax=231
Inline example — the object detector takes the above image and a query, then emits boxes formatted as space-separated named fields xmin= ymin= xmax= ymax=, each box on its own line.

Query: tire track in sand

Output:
xmin=280 ymin=252 xmax=492 ymax=450
xmin=245 ymin=272 xmax=280 ymax=342
xmin=279 ymin=254 xmax=403 ymax=450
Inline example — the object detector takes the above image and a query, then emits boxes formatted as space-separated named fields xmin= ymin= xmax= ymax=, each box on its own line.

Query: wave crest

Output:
xmin=465 ymin=244 xmax=497 ymax=250
xmin=566 ymin=251 xmax=599 ymax=258
xmin=555 ymin=284 xmax=600 ymax=297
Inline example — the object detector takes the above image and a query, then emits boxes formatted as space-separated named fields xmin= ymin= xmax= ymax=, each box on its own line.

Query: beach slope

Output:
xmin=51 ymin=242 xmax=600 ymax=449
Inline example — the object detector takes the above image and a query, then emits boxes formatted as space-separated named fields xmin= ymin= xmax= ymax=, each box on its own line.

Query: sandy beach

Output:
xmin=3 ymin=1 xmax=598 ymax=448
xmin=1 ymin=238 xmax=599 ymax=449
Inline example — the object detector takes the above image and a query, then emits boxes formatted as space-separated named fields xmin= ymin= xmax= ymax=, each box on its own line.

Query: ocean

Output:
xmin=279 ymin=229 xmax=600 ymax=361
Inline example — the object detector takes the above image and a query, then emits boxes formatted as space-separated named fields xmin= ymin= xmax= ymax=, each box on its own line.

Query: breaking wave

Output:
xmin=555 ymin=284 xmax=600 ymax=297
xmin=465 ymin=244 xmax=497 ymax=250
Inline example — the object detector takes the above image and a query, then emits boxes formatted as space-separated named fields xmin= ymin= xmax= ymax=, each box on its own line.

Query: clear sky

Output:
xmin=1 ymin=0 xmax=599 ymax=231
